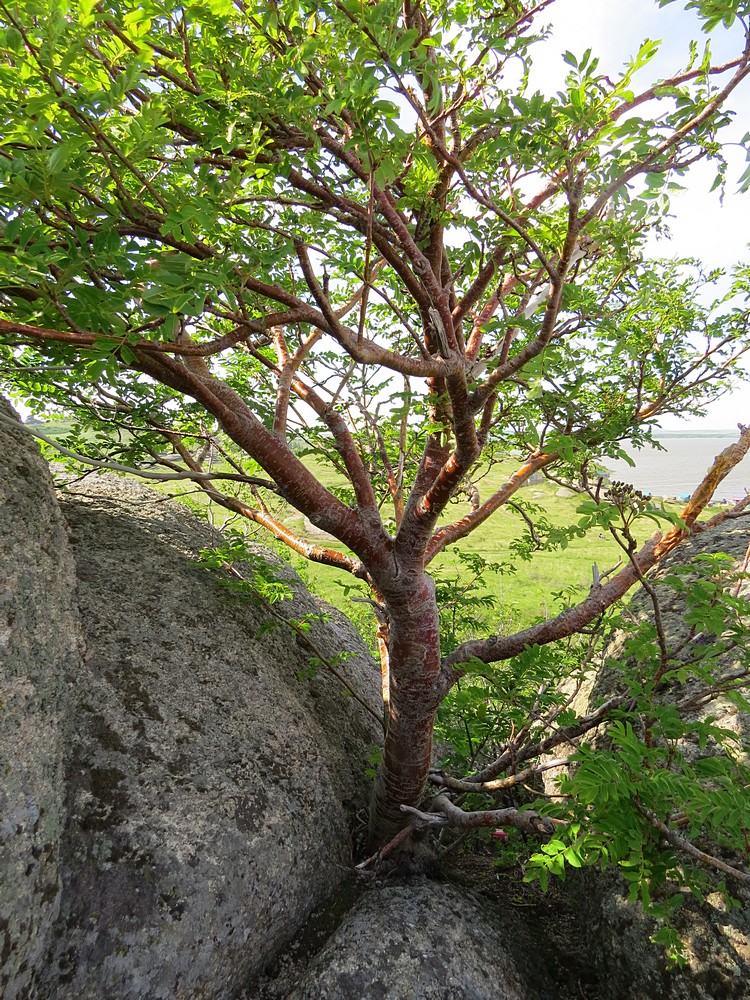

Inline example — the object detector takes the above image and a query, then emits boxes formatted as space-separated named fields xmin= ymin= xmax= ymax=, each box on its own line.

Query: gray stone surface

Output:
xmin=0 ymin=403 xmax=81 ymax=999
xmin=555 ymin=518 xmax=750 ymax=999
xmin=547 ymin=519 xmax=750 ymax=749
xmin=567 ymin=868 xmax=750 ymax=1000
xmin=38 ymin=475 xmax=381 ymax=1000
xmin=279 ymin=882 xmax=548 ymax=1000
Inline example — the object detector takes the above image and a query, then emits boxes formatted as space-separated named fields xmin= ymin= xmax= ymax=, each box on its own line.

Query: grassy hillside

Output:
xmin=32 ymin=416 xmax=698 ymax=641
xmin=293 ymin=453 xmax=628 ymax=630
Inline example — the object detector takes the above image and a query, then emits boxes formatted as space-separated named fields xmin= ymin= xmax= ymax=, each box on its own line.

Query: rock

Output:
xmin=40 ymin=475 xmax=381 ymax=999
xmin=594 ymin=519 xmax=750 ymax=741
xmin=271 ymin=882 xmax=554 ymax=1000
xmin=567 ymin=868 xmax=750 ymax=1000
xmin=552 ymin=519 xmax=750 ymax=999
xmin=0 ymin=403 xmax=81 ymax=999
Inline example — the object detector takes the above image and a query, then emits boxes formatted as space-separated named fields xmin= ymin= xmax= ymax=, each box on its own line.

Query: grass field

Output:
xmin=289 ymin=453 xmax=629 ymax=628
xmin=34 ymin=416 xmax=702 ymax=638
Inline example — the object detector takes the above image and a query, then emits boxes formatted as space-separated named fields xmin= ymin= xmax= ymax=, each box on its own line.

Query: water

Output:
xmin=603 ymin=432 xmax=750 ymax=501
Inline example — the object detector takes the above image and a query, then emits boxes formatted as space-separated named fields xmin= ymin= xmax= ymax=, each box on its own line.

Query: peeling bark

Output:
xmin=368 ymin=572 xmax=442 ymax=848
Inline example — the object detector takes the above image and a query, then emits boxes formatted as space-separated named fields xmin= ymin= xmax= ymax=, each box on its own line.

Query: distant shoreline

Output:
xmin=604 ymin=432 xmax=749 ymax=503
xmin=654 ymin=430 xmax=740 ymax=438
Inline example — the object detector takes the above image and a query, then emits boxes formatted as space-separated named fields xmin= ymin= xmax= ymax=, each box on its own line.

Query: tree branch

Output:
xmin=635 ymin=799 xmax=750 ymax=886
xmin=401 ymin=793 xmax=555 ymax=835
xmin=438 ymin=426 xmax=750 ymax=698
xmin=425 ymin=450 xmax=558 ymax=562
xmin=0 ymin=412 xmax=275 ymax=488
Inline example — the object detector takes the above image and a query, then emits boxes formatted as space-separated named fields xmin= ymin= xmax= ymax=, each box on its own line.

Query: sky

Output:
xmin=536 ymin=0 xmax=750 ymax=430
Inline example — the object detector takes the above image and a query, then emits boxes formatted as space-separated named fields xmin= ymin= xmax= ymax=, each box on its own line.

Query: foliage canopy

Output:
xmin=2 ymin=0 xmax=750 ymax=922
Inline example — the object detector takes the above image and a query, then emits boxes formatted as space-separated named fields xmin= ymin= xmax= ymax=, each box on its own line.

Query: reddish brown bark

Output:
xmin=3 ymin=7 xmax=749 ymax=855
xmin=368 ymin=571 xmax=442 ymax=848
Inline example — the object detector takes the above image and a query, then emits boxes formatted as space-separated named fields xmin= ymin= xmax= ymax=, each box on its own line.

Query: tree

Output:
xmin=1 ymin=0 xmax=750 ymax=890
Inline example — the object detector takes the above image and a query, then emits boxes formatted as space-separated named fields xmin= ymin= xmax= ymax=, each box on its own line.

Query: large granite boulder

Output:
xmin=0 ymin=397 xmax=382 ymax=1000
xmin=566 ymin=867 xmax=749 ymax=1000
xmin=554 ymin=519 xmax=750 ymax=999
xmin=36 ymin=475 xmax=381 ymax=999
xmin=0 ymin=403 xmax=82 ymax=999
xmin=251 ymin=881 xmax=557 ymax=1000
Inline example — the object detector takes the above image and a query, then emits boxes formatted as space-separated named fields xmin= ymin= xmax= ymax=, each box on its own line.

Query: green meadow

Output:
xmin=34 ymin=416 xmax=702 ymax=638
xmin=291 ymin=452 xmax=628 ymax=629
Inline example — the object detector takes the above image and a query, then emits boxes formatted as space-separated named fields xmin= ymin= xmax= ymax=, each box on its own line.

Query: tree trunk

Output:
xmin=368 ymin=572 xmax=442 ymax=849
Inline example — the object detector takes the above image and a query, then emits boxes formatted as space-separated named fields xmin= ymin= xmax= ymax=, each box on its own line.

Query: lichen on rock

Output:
xmin=39 ymin=475 xmax=381 ymax=999
xmin=0 ymin=404 xmax=382 ymax=1000
xmin=0 ymin=401 xmax=81 ymax=1000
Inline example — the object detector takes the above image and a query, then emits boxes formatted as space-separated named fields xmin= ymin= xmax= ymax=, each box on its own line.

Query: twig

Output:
xmin=0 ymin=412 xmax=276 ymax=486
xmin=402 ymin=794 xmax=555 ymax=835
xmin=355 ymin=820 xmax=417 ymax=871
xmin=635 ymin=800 xmax=750 ymax=886
xmin=733 ymin=538 xmax=750 ymax=598
xmin=428 ymin=757 xmax=570 ymax=794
